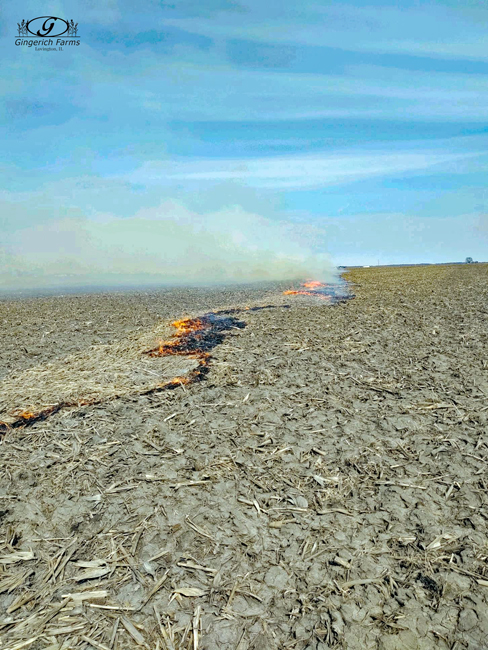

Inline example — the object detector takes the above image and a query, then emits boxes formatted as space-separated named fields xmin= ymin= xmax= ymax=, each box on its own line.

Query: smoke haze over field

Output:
xmin=2 ymin=0 xmax=487 ymax=278
xmin=0 ymin=202 xmax=336 ymax=290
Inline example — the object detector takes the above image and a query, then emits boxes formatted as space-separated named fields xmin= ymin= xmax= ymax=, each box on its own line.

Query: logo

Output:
xmin=16 ymin=17 xmax=80 ymax=50
xmin=17 ymin=17 xmax=78 ymax=37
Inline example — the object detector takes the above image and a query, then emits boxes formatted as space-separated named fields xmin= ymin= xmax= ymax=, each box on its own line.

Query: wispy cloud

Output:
xmin=125 ymin=147 xmax=484 ymax=190
xmin=159 ymin=2 xmax=488 ymax=60
xmin=68 ymin=59 xmax=488 ymax=122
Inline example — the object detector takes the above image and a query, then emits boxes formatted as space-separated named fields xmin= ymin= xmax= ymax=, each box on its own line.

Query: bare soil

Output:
xmin=1 ymin=264 xmax=487 ymax=650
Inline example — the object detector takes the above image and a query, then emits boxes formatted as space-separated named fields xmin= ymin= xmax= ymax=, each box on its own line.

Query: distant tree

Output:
xmin=465 ymin=257 xmax=473 ymax=264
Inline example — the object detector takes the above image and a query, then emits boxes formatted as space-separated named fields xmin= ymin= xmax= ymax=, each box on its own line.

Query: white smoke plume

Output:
xmin=0 ymin=202 xmax=336 ymax=290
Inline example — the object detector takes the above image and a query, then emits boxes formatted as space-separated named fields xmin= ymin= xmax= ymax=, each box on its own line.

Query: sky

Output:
xmin=1 ymin=0 xmax=487 ymax=288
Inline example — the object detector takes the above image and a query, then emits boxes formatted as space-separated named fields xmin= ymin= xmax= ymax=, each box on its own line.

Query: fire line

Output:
xmin=144 ymin=312 xmax=246 ymax=386
xmin=0 ymin=293 xmax=350 ymax=436
xmin=283 ymin=280 xmax=353 ymax=302
xmin=0 ymin=311 xmax=247 ymax=436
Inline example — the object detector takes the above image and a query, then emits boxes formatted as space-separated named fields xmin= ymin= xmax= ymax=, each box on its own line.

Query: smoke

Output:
xmin=0 ymin=202 xmax=336 ymax=290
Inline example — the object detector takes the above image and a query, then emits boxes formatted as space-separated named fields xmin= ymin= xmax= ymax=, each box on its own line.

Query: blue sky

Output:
xmin=1 ymin=0 xmax=487 ymax=287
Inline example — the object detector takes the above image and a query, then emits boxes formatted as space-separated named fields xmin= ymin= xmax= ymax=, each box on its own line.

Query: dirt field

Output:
xmin=1 ymin=264 xmax=487 ymax=650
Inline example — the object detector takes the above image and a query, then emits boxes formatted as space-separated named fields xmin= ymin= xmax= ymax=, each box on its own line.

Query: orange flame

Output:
xmin=172 ymin=318 xmax=203 ymax=334
xmin=16 ymin=410 xmax=36 ymax=420
xmin=302 ymin=280 xmax=327 ymax=289
xmin=152 ymin=318 xmax=208 ymax=357
xmin=283 ymin=280 xmax=332 ymax=300
xmin=169 ymin=376 xmax=191 ymax=386
xmin=146 ymin=315 xmax=223 ymax=386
